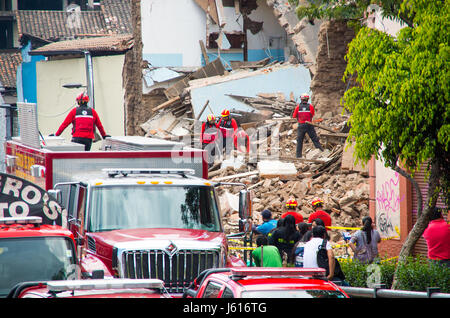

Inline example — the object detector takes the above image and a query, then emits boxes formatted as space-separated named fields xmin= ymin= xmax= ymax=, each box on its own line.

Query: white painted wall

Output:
xmin=141 ymin=0 xmax=206 ymax=67
xmin=375 ymin=159 xmax=401 ymax=239
xmin=247 ymin=0 xmax=286 ymax=51
xmin=140 ymin=0 xmax=287 ymax=67
xmin=367 ymin=5 xmax=406 ymax=38
xmin=35 ymin=55 xmax=125 ymax=149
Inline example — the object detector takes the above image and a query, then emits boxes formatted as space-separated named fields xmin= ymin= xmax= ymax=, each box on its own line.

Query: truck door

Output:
xmin=54 ymin=183 xmax=87 ymax=256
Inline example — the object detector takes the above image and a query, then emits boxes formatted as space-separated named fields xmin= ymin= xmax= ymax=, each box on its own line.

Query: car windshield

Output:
xmin=88 ymin=185 xmax=222 ymax=232
xmin=241 ymin=290 xmax=346 ymax=298
xmin=0 ymin=237 xmax=77 ymax=297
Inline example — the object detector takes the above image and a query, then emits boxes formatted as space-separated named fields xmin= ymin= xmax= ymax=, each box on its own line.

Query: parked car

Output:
xmin=8 ymin=278 xmax=171 ymax=298
xmin=183 ymin=267 xmax=349 ymax=298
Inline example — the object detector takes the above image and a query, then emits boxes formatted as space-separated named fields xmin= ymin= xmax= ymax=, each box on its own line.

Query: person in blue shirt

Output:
xmin=252 ymin=209 xmax=277 ymax=236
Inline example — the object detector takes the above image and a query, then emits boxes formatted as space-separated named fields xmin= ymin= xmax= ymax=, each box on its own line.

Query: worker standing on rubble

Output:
xmin=292 ymin=93 xmax=324 ymax=158
xmin=200 ymin=114 xmax=220 ymax=165
xmin=233 ymin=128 xmax=250 ymax=154
xmin=218 ymin=109 xmax=238 ymax=155
xmin=281 ymin=199 xmax=304 ymax=224
xmin=52 ymin=93 xmax=110 ymax=151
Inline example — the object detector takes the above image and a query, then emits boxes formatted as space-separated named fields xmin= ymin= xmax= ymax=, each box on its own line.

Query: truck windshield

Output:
xmin=88 ymin=185 xmax=222 ymax=232
xmin=0 ymin=237 xmax=77 ymax=297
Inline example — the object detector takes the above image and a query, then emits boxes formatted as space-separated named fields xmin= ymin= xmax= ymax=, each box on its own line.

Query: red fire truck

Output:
xmin=5 ymin=136 xmax=250 ymax=295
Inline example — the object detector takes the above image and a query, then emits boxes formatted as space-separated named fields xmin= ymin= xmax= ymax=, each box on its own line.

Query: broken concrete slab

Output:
xmin=257 ymin=160 xmax=297 ymax=179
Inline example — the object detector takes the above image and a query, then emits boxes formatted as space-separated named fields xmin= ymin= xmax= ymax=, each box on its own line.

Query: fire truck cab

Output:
xmin=5 ymin=136 xmax=251 ymax=295
xmin=0 ymin=216 xmax=78 ymax=298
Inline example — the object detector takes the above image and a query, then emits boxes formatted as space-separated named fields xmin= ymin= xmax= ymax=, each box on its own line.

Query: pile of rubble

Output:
xmin=210 ymin=113 xmax=370 ymax=247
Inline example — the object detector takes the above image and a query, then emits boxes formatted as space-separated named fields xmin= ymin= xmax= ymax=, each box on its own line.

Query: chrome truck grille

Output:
xmin=121 ymin=249 xmax=221 ymax=293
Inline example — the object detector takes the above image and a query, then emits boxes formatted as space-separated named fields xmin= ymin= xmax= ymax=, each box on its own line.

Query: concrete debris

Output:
xmin=138 ymin=59 xmax=369 ymax=252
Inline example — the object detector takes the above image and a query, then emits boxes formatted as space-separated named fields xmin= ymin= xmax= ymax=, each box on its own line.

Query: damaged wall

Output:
xmin=123 ymin=0 xmax=144 ymax=135
xmin=310 ymin=20 xmax=355 ymax=115
xmin=140 ymin=0 xmax=287 ymax=68
xmin=266 ymin=1 xmax=355 ymax=116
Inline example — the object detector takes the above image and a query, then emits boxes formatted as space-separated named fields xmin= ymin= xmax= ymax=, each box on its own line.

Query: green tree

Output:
xmin=292 ymin=0 xmax=449 ymax=289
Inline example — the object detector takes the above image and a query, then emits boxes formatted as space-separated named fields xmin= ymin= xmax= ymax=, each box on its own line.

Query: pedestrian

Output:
xmin=303 ymin=225 xmax=346 ymax=284
xmin=252 ymin=209 xmax=277 ymax=236
xmin=292 ymin=93 xmax=323 ymax=158
xmin=200 ymin=114 xmax=220 ymax=166
xmin=268 ymin=214 xmax=302 ymax=265
xmin=52 ymin=93 xmax=110 ymax=151
xmin=349 ymin=216 xmax=381 ymax=264
xmin=423 ymin=207 xmax=450 ymax=268
xmin=217 ymin=109 xmax=238 ymax=155
xmin=301 ymin=218 xmax=326 ymax=242
xmin=308 ymin=198 xmax=332 ymax=230
xmin=291 ymin=222 xmax=309 ymax=268
xmin=281 ymin=199 xmax=304 ymax=224
xmin=251 ymin=235 xmax=283 ymax=267
xmin=297 ymin=222 xmax=309 ymax=240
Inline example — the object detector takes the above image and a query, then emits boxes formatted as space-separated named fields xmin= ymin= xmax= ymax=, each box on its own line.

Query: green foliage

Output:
xmin=343 ymin=0 xmax=450 ymax=205
xmin=340 ymin=257 xmax=450 ymax=292
xmin=340 ymin=258 xmax=396 ymax=288
xmin=394 ymin=256 xmax=450 ymax=292
xmin=289 ymin=0 xmax=409 ymax=28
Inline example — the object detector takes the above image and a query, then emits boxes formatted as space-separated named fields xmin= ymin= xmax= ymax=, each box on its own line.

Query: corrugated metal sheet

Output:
xmin=411 ymin=163 xmax=446 ymax=256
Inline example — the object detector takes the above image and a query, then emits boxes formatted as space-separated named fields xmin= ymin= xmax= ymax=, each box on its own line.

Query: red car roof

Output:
xmin=196 ymin=267 xmax=348 ymax=297
xmin=0 ymin=223 xmax=74 ymax=239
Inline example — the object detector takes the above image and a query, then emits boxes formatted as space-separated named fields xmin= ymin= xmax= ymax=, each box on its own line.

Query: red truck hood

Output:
xmin=89 ymin=228 xmax=226 ymax=250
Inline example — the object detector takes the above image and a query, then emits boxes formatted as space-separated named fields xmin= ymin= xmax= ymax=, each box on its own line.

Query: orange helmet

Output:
xmin=206 ymin=114 xmax=216 ymax=122
xmin=311 ymin=198 xmax=324 ymax=207
xmin=221 ymin=109 xmax=230 ymax=117
xmin=286 ymin=198 xmax=298 ymax=208
xmin=76 ymin=92 xmax=89 ymax=103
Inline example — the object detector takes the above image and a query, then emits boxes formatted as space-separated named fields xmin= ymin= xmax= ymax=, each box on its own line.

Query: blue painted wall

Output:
xmin=205 ymin=49 xmax=284 ymax=69
xmin=143 ymin=53 xmax=183 ymax=67
xmin=17 ymin=41 xmax=44 ymax=103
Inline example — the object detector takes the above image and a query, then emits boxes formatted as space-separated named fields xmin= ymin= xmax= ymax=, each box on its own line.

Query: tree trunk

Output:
xmin=391 ymin=158 xmax=441 ymax=289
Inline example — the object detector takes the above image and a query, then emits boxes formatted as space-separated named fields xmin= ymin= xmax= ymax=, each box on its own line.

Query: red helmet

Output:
xmin=286 ymin=198 xmax=298 ymax=208
xmin=221 ymin=109 xmax=230 ymax=117
xmin=76 ymin=93 xmax=89 ymax=103
xmin=311 ymin=198 xmax=324 ymax=207
xmin=206 ymin=114 xmax=216 ymax=122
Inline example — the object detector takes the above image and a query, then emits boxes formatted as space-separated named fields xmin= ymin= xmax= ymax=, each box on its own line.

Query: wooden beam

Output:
xmin=153 ymin=96 xmax=181 ymax=112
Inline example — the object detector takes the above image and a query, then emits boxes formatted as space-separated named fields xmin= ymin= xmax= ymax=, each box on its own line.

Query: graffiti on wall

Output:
xmin=375 ymin=160 xmax=402 ymax=238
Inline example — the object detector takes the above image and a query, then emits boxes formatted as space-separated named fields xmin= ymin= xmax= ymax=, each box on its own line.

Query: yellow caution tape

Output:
xmin=229 ymin=246 xmax=256 ymax=251
xmin=327 ymin=226 xmax=361 ymax=231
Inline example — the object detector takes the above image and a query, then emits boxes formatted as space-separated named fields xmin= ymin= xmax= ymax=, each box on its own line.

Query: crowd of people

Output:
xmin=249 ymin=197 xmax=385 ymax=286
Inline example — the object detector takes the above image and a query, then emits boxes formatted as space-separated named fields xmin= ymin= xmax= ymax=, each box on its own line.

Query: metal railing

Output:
xmin=341 ymin=285 xmax=450 ymax=298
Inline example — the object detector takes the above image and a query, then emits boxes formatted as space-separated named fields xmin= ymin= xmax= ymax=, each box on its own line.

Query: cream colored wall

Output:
xmin=36 ymin=54 xmax=125 ymax=149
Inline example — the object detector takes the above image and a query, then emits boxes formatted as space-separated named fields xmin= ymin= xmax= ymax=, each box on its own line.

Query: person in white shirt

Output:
xmin=303 ymin=225 xmax=335 ymax=280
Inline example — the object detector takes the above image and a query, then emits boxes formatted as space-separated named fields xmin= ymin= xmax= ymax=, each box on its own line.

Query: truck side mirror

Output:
xmin=48 ymin=189 xmax=62 ymax=204
xmin=238 ymin=189 xmax=252 ymax=232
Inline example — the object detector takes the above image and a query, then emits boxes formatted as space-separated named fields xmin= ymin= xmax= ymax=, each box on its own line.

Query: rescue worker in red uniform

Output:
xmin=292 ymin=93 xmax=323 ymax=158
xmin=233 ymin=128 xmax=250 ymax=154
xmin=307 ymin=198 xmax=332 ymax=230
xmin=281 ymin=199 xmax=304 ymax=224
xmin=53 ymin=93 xmax=109 ymax=151
xmin=218 ymin=109 xmax=238 ymax=155
xmin=200 ymin=114 xmax=220 ymax=166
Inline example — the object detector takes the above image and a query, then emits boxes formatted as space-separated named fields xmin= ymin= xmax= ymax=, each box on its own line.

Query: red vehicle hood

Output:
xmin=89 ymin=228 xmax=226 ymax=250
